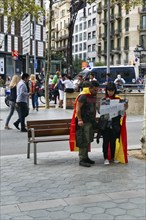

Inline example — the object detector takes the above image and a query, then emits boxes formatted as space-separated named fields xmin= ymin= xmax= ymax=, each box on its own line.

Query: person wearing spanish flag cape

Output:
xmin=69 ymin=81 xmax=99 ymax=167
xmin=100 ymin=82 xmax=128 ymax=165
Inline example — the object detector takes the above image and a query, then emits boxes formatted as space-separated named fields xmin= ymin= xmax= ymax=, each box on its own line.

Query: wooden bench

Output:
xmin=27 ymin=119 xmax=71 ymax=164
xmin=27 ymin=118 xmax=99 ymax=165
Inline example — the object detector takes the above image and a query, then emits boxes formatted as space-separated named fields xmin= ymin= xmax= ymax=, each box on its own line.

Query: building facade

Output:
xmin=0 ymin=0 xmax=46 ymax=80
xmin=96 ymin=0 xmax=146 ymax=75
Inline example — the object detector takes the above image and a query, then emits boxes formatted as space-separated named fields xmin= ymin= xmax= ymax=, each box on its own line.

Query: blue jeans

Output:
xmin=14 ymin=102 xmax=29 ymax=131
xmin=5 ymin=101 xmax=15 ymax=126
xmin=32 ymin=93 xmax=39 ymax=109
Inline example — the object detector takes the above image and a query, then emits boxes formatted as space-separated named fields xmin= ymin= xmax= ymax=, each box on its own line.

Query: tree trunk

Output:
xmin=140 ymin=85 xmax=146 ymax=155
xmin=45 ymin=0 xmax=52 ymax=109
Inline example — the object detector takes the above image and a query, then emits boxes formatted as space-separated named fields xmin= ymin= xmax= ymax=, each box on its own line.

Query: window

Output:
xmin=83 ymin=42 xmax=86 ymax=50
xmin=79 ymin=23 xmax=82 ymax=31
xmin=140 ymin=35 xmax=146 ymax=49
xmin=88 ymin=32 xmax=91 ymax=40
xmin=61 ymin=9 xmax=65 ymax=17
xmin=92 ymin=31 xmax=96 ymax=39
xmin=124 ymin=36 xmax=129 ymax=50
xmin=79 ymin=43 xmax=82 ymax=51
xmin=79 ymin=54 xmax=82 ymax=59
xmin=83 ymin=53 xmax=86 ymax=60
xmin=75 ymin=25 xmax=78 ymax=32
xmin=92 ymin=44 xmax=96 ymax=51
xmin=75 ymin=35 xmax=78 ymax=42
xmin=93 ymin=5 xmax=96 ymax=13
xmin=88 ymin=7 xmax=91 ymax=15
xmin=79 ymin=33 xmax=82 ymax=41
xmin=83 ymin=32 xmax=86 ymax=40
xmin=60 ymin=22 xmax=62 ymax=29
xmin=93 ymin=18 xmax=96 ymax=26
xmin=125 ymin=18 xmax=129 ymax=31
xmin=88 ymin=20 xmax=91 ymax=28
xmin=141 ymin=15 xmax=146 ymax=29
xmin=75 ymin=45 xmax=78 ymax=52
xmin=84 ymin=21 xmax=86 ymax=29
xmin=88 ymin=45 xmax=91 ymax=52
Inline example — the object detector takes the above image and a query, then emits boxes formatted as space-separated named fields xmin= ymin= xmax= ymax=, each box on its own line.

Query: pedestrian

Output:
xmin=70 ymin=80 xmax=99 ymax=167
xmin=13 ymin=73 xmax=30 ymax=132
xmin=29 ymin=74 xmax=39 ymax=111
xmin=89 ymin=73 xmax=97 ymax=81
xmin=0 ymin=75 xmax=4 ymax=87
xmin=4 ymin=75 xmax=20 ymax=129
xmin=74 ymin=74 xmax=84 ymax=92
xmin=61 ymin=75 xmax=75 ymax=93
xmin=103 ymin=73 xmax=113 ymax=85
xmin=58 ymin=74 xmax=66 ymax=108
xmin=101 ymin=82 xmax=128 ymax=165
xmin=51 ymin=71 xmax=60 ymax=104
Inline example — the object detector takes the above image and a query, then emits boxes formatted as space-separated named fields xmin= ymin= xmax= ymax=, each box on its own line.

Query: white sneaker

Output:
xmin=104 ymin=159 xmax=110 ymax=165
xmin=114 ymin=160 xmax=119 ymax=164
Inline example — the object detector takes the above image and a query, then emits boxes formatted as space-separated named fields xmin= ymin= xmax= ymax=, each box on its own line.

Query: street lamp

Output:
xmin=134 ymin=45 xmax=144 ymax=78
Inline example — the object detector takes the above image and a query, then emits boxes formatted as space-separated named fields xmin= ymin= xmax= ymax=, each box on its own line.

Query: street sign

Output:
xmin=34 ymin=60 xmax=37 ymax=69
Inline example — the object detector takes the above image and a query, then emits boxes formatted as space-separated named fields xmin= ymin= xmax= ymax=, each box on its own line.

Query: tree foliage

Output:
xmin=0 ymin=0 xmax=44 ymax=21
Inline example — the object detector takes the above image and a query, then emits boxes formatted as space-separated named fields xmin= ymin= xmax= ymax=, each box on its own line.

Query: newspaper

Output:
xmin=100 ymin=98 xmax=125 ymax=119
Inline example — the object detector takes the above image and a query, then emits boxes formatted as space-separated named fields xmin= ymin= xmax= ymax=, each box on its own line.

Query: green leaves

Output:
xmin=0 ymin=0 xmax=44 ymax=21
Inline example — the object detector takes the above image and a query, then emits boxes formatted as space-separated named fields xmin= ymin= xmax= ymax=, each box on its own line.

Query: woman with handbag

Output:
xmin=4 ymin=75 xmax=20 ymax=129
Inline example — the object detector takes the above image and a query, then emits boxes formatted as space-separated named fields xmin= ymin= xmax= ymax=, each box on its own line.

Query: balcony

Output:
xmin=61 ymin=34 xmax=69 ymax=40
xmin=137 ymin=25 xmax=146 ymax=31
xmin=97 ymin=7 xmax=102 ymax=14
xmin=110 ymin=15 xmax=115 ymax=22
xmin=112 ymin=48 xmax=121 ymax=54
xmin=103 ymin=4 xmax=107 ymax=10
xmin=98 ymin=34 xmax=102 ymax=40
xmin=102 ymin=18 xmax=107 ymax=24
xmin=138 ymin=7 xmax=146 ymax=13
xmin=124 ymin=47 xmax=129 ymax=53
xmin=124 ymin=60 xmax=128 ymax=65
xmin=101 ymin=50 xmax=107 ymax=56
xmin=64 ymin=23 xmax=69 ymax=29
xmin=114 ymin=29 xmax=122 ymax=36
xmin=115 ymin=13 xmax=122 ymax=20
xmin=101 ymin=33 xmax=106 ymax=39
xmin=54 ymin=46 xmax=67 ymax=52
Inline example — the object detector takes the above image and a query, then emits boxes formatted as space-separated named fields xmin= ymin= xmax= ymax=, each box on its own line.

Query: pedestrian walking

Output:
xmin=70 ymin=80 xmax=99 ymax=167
xmin=101 ymin=82 xmax=128 ymax=165
xmin=58 ymin=74 xmax=66 ymax=108
xmin=4 ymin=75 xmax=20 ymax=129
xmin=13 ymin=73 xmax=30 ymax=132
xmin=29 ymin=74 xmax=39 ymax=111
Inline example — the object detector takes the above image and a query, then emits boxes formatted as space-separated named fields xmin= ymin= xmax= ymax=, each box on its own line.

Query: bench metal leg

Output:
xmin=27 ymin=142 xmax=30 ymax=158
xmin=34 ymin=143 xmax=37 ymax=165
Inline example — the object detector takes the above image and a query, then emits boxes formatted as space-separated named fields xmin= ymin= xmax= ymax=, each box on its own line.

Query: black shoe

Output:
xmin=87 ymin=158 xmax=95 ymax=164
xmin=79 ymin=160 xmax=91 ymax=167
xmin=21 ymin=128 xmax=27 ymax=132
xmin=13 ymin=122 xmax=20 ymax=130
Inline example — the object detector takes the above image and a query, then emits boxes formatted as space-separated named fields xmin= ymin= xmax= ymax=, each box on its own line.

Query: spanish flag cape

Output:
xmin=69 ymin=88 xmax=92 ymax=152
xmin=107 ymin=95 xmax=128 ymax=164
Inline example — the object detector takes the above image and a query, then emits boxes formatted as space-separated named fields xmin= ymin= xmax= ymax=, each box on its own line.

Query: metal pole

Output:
xmin=107 ymin=0 xmax=110 ymax=74
xmin=34 ymin=17 xmax=36 ymax=75
xmin=13 ymin=59 xmax=16 ymax=75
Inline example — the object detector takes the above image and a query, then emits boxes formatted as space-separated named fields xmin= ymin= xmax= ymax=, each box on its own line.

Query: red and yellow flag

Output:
xmin=69 ymin=88 xmax=91 ymax=152
xmin=107 ymin=113 xmax=128 ymax=163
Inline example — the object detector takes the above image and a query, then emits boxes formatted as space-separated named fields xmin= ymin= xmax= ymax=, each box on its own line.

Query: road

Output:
xmin=0 ymin=96 xmax=143 ymax=156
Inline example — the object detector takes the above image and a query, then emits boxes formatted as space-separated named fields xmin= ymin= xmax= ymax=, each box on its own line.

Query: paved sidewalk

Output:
xmin=0 ymin=96 xmax=145 ymax=219
xmin=1 ymin=149 xmax=146 ymax=220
